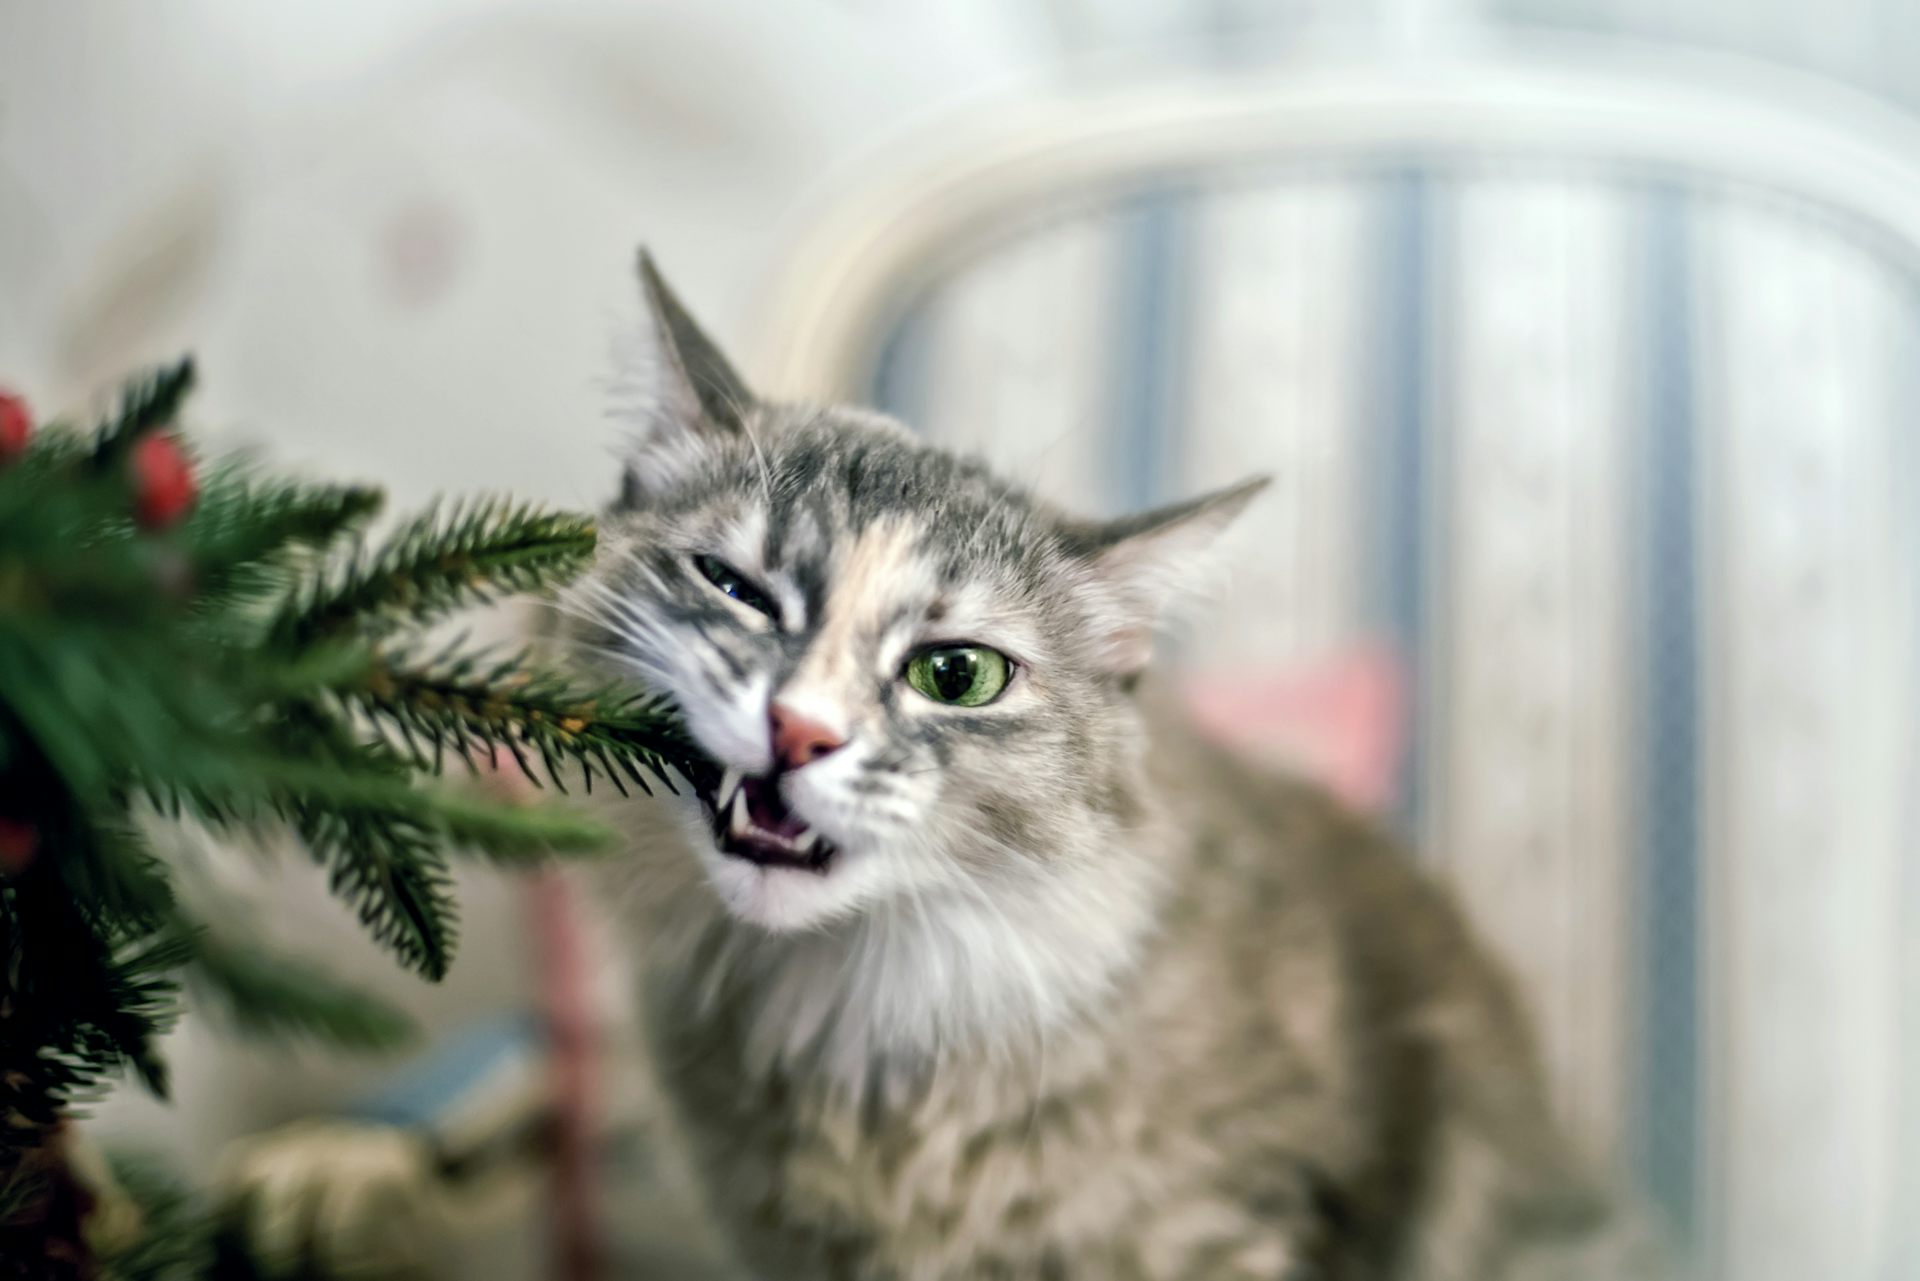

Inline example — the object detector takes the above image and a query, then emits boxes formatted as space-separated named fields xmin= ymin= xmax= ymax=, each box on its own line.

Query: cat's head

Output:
xmin=582 ymin=254 xmax=1263 ymax=935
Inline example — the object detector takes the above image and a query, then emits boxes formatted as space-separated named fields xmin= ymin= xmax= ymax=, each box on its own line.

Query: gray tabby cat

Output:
xmin=576 ymin=255 xmax=1669 ymax=1281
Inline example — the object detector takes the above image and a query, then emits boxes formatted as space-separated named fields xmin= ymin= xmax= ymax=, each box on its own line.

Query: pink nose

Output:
xmin=769 ymin=701 xmax=846 ymax=771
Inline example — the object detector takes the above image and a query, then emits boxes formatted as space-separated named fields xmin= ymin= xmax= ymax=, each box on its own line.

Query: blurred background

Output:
xmin=4 ymin=2 xmax=1919 ymax=1279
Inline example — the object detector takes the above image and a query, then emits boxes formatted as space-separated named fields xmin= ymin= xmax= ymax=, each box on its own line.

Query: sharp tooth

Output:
xmin=729 ymin=789 xmax=751 ymax=836
xmin=718 ymin=767 xmax=743 ymax=806
xmin=793 ymin=830 xmax=818 ymax=853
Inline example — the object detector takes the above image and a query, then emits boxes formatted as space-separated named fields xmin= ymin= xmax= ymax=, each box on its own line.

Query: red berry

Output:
xmin=0 ymin=389 xmax=32 ymax=461
xmin=0 ymin=818 xmax=37 ymax=875
xmin=131 ymin=433 xmax=198 ymax=529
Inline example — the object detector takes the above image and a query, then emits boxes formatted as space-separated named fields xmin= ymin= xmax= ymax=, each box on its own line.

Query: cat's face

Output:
xmin=580 ymin=255 xmax=1261 ymax=934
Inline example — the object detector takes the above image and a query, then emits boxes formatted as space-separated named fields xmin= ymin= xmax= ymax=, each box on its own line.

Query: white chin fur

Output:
xmin=693 ymin=839 xmax=886 ymax=933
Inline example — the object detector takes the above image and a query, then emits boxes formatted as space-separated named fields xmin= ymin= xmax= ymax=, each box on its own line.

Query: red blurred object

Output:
xmin=0 ymin=390 xmax=32 ymax=462
xmin=130 ymin=433 xmax=198 ymax=529
xmin=0 ymin=818 xmax=38 ymax=875
xmin=1183 ymin=646 xmax=1406 ymax=813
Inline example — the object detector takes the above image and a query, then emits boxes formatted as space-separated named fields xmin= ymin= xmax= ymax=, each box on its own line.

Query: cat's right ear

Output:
xmin=613 ymin=250 xmax=756 ymax=507
xmin=1065 ymin=476 xmax=1270 ymax=675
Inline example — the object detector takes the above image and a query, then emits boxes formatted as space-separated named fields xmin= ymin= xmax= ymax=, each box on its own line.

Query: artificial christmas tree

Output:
xmin=0 ymin=360 xmax=706 ymax=1278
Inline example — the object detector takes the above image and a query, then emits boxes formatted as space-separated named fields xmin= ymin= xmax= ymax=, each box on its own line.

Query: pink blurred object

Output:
xmin=1182 ymin=646 xmax=1406 ymax=813
xmin=528 ymin=870 xmax=601 ymax=1281
xmin=380 ymin=194 xmax=467 ymax=312
xmin=475 ymin=742 xmax=602 ymax=1280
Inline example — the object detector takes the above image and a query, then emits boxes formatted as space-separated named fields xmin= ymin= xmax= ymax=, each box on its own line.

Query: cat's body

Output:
xmin=578 ymin=256 xmax=1666 ymax=1281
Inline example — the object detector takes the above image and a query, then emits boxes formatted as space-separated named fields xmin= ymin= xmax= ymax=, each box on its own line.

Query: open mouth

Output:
xmin=706 ymin=767 xmax=837 ymax=874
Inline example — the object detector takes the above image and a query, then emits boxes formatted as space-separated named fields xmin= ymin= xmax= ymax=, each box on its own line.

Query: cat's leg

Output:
xmin=1184 ymin=1234 xmax=1329 ymax=1281
xmin=1131 ymin=1171 xmax=1351 ymax=1281
xmin=1396 ymin=1114 xmax=1676 ymax=1281
xmin=1133 ymin=1219 xmax=1328 ymax=1281
xmin=1497 ymin=1207 xmax=1676 ymax=1281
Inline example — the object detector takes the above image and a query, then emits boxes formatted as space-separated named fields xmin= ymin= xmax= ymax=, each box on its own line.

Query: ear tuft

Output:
xmin=1067 ymin=476 xmax=1269 ymax=674
xmin=613 ymin=250 xmax=756 ymax=506
xmin=635 ymin=250 xmax=753 ymax=433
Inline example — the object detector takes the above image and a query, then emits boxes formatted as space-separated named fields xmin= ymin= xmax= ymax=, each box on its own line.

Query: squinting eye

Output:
xmin=903 ymin=645 xmax=1013 ymax=708
xmin=693 ymin=554 xmax=778 ymax=620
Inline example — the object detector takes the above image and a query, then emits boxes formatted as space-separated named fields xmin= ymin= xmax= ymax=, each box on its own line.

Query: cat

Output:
xmin=570 ymin=253 xmax=1671 ymax=1281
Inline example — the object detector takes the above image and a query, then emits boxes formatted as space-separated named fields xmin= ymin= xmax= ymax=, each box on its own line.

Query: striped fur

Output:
xmin=572 ymin=258 xmax=1669 ymax=1280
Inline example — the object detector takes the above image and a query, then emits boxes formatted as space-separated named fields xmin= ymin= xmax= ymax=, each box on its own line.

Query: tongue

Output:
xmin=743 ymin=777 xmax=809 ymax=839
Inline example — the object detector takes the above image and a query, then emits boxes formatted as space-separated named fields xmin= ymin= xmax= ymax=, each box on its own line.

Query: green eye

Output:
xmin=904 ymin=645 xmax=1013 ymax=707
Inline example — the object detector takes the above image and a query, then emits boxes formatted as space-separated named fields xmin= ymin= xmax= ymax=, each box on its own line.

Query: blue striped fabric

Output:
xmin=1635 ymin=185 xmax=1701 ymax=1246
xmin=347 ymin=1011 xmax=541 ymax=1130
xmin=1370 ymin=171 xmax=1441 ymax=846
xmin=858 ymin=162 xmax=1920 ymax=1279
xmin=1109 ymin=193 xmax=1193 ymax=513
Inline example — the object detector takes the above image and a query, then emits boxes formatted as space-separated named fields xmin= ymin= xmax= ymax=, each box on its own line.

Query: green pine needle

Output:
xmin=271 ymin=499 xmax=597 ymax=647
xmin=292 ymin=804 xmax=459 ymax=981
xmin=4 ymin=884 xmax=193 ymax=1102
xmin=0 ymin=357 xmax=709 ymax=1156
xmin=185 ymin=929 xmax=415 ymax=1051
xmin=52 ymin=821 xmax=177 ymax=942
xmin=90 ymin=358 xmax=197 ymax=468
xmin=414 ymin=787 xmax=615 ymax=860
xmin=341 ymin=640 xmax=704 ymax=797
xmin=97 ymin=1149 xmax=221 ymax=1281
xmin=183 ymin=469 xmax=384 ymax=603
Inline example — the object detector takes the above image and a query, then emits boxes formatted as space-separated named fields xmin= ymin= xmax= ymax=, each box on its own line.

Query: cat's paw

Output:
xmin=214 ymin=1120 xmax=449 ymax=1277
xmin=1183 ymin=1232 xmax=1336 ymax=1281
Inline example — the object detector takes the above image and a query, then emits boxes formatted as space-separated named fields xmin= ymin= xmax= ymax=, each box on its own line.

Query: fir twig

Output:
xmin=293 ymin=804 xmax=458 ymax=981
xmin=409 ymin=788 xmax=613 ymax=861
xmin=340 ymin=640 xmax=703 ymax=796
xmin=0 ymin=357 xmax=715 ymax=1265
xmin=51 ymin=821 xmax=176 ymax=942
xmin=96 ymin=1149 xmax=221 ymax=1281
xmin=271 ymin=499 xmax=596 ymax=647
xmin=89 ymin=359 xmax=196 ymax=469
xmin=184 ymin=929 xmax=415 ymax=1051
xmin=4 ymin=883 xmax=191 ymax=1102
xmin=184 ymin=471 xmax=383 ymax=603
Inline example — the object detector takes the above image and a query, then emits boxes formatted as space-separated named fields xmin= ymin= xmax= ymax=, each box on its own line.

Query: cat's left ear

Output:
xmin=614 ymin=250 xmax=757 ymax=506
xmin=1067 ymin=476 xmax=1270 ymax=675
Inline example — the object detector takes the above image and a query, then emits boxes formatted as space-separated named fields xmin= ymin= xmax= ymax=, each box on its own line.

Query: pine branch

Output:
xmin=271 ymin=500 xmax=596 ymax=647
xmin=249 ymin=698 xmax=611 ymax=975
xmin=70 ymin=934 xmax=194 ymax=1100
xmin=184 ymin=930 xmax=415 ymax=1051
xmin=123 ymin=701 xmax=464 ymax=981
xmin=3 ymin=883 xmax=189 ymax=1102
xmin=227 ymin=643 xmax=373 ymax=705
xmin=88 ymin=360 xmax=195 ymax=470
xmin=580 ymin=695 xmax=720 ymax=797
xmin=182 ymin=471 xmax=383 ymax=604
xmin=201 ymin=478 xmax=382 ymax=555
xmin=0 ymin=357 xmax=718 ymax=1225
xmin=410 ymin=788 xmax=613 ymax=861
xmin=293 ymin=803 xmax=458 ymax=981
xmin=341 ymin=640 xmax=706 ymax=796
xmin=0 ymin=490 xmax=168 ymax=623
xmin=0 ymin=623 xmax=254 ymax=805
xmin=96 ymin=1150 xmax=219 ymax=1281
xmin=49 ymin=821 xmax=175 ymax=942
xmin=273 ymin=785 xmax=608 ymax=979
